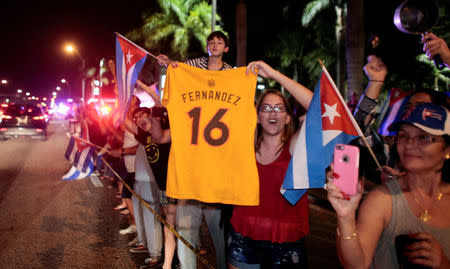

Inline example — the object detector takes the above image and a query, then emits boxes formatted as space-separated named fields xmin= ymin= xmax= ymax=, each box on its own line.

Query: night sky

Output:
xmin=0 ymin=1 xmax=155 ymax=98
xmin=0 ymin=0 xmax=443 ymax=99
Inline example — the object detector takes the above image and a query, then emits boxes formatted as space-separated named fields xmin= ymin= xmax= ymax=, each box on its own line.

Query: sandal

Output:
xmin=114 ymin=205 xmax=127 ymax=211
xmin=120 ymin=209 xmax=130 ymax=215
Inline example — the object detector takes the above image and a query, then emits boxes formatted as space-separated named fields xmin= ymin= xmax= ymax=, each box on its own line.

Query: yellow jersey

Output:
xmin=162 ymin=63 xmax=259 ymax=205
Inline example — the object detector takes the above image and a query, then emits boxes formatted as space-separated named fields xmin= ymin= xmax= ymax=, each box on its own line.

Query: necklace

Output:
xmin=411 ymin=190 xmax=443 ymax=223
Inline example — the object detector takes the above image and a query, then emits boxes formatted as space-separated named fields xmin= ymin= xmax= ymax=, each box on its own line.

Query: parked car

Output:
xmin=0 ymin=103 xmax=48 ymax=141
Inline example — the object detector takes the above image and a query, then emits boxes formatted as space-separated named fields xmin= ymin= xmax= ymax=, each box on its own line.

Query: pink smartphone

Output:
xmin=333 ymin=144 xmax=360 ymax=196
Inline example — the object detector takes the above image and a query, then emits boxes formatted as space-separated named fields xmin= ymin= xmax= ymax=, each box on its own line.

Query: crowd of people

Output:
xmin=72 ymin=30 xmax=449 ymax=269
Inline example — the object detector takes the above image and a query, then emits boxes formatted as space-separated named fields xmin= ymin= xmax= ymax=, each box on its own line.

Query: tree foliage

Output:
xmin=127 ymin=0 xmax=224 ymax=60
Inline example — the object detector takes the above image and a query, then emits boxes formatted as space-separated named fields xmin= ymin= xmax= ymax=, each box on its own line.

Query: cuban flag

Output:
xmin=114 ymin=33 xmax=148 ymax=127
xmin=65 ymin=135 xmax=95 ymax=173
xmin=377 ymin=88 xmax=411 ymax=136
xmin=281 ymin=70 xmax=360 ymax=205
xmin=62 ymin=163 xmax=93 ymax=180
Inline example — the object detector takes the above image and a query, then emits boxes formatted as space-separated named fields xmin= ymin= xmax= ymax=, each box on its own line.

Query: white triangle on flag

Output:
xmin=323 ymin=130 xmax=342 ymax=146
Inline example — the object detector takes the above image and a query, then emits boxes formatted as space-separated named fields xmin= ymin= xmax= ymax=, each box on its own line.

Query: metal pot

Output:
xmin=393 ymin=0 xmax=444 ymax=69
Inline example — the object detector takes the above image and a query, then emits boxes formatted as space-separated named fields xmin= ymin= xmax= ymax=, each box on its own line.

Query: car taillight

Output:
xmin=33 ymin=116 xmax=45 ymax=120
xmin=2 ymin=115 xmax=12 ymax=119
xmin=0 ymin=128 xmax=7 ymax=131
xmin=35 ymin=129 xmax=43 ymax=132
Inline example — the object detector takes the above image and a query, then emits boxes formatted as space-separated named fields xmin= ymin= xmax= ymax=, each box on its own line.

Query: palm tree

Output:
xmin=235 ymin=0 xmax=247 ymax=67
xmin=302 ymin=0 xmax=365 ymax=99
xmin=302 ymin=0 xmax=346 ymax=93
xmin=416 ymin=54 xmax=450 ymax=91
xmin=127 ymin=0 xmax=224 ymax=60
xmin=345 ymin=0 xmax=364 ymax=99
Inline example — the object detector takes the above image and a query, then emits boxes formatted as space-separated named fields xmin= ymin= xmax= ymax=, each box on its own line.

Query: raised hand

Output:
xmin=363 ymin=55 xmax=387 ymax=82
xmin=422 ymin=32 xmax=450 ymax=68
xmin=246 ymin=61 xmax=278 ymax=79
xmin=325 ymin=165 xmax=364 ymax=219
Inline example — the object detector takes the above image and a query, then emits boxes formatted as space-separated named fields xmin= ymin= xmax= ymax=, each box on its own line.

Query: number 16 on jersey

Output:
xmin=188 ymin=107 xmax=230 ymax=146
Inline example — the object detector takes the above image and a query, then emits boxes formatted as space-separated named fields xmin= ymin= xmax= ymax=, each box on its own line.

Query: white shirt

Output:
xmin=123 ymin=130 xmax=138 ymax=172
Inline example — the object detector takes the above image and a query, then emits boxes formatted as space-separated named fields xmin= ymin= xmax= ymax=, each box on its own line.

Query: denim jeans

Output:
xmin=227 ymin=230 xmax=307 ymax=269
xmin=176 ymin=200 xmax=226 ymax=269
xmin=132 ymin=180 xmax=162 ymax=258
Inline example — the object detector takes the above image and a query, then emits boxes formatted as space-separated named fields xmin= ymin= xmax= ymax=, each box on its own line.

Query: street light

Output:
xmin=64 ymin=43 xmax=86 ymax=102
xmin=56 ymin=86 xmax=61 ymax=91
xmin=17 ymin=89 xmax=22 ymax=94
xmin=1 ymin=79 xmax=7 ymax=84
xmin=61 ymin=79 xmax=66 ymax=84
xmin=26 ymin=92 xmax=30 ymax=96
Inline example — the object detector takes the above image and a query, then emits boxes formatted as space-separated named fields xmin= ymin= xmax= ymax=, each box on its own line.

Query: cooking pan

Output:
xmin=393 ymin=0 xmax=444 ymax=69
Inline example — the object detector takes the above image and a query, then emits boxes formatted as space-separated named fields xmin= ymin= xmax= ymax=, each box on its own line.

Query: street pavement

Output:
xmin=0 ymin=118 xmax=343 ymax=268
xmin=0 ymin=119 xmax=147 ymax=268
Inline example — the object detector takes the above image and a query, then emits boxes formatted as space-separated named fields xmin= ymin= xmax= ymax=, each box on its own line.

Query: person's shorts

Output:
xmin=121 ymin=172 xmax=135 ymax=199
xmin=159 ymin=190 xmax=177 ymax=206
xmin=227 ymin=229 xmax=307 ymax=269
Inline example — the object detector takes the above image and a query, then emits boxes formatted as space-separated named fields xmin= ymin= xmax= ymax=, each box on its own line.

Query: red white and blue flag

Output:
xmin=64 ymin=128 xmax=95 ymax=174
xmin=377 ymin=88 xmax=411 ymax=136
xmin=61 ymin=164 xmax=93 ymax=180
xmin=281 ymin=69 xmax=360 ymax=205
xmin=114 ymin=33 xmax=148 ymax=127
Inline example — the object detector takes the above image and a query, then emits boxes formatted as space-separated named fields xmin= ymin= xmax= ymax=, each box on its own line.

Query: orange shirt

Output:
xmin=162 ymin=63 xmax=259 ymax=205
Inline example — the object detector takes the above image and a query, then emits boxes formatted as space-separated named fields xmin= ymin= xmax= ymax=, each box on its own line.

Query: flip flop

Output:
xmin=120 ymin=209 xmax=130 ymax=215
xmin=114 ymin=205 xmax=127 ymax=211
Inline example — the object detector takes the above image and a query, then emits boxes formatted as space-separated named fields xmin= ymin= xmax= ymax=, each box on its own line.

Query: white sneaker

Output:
xmin=119 ymin=225 xmax=137 ymax=235
xmin=128 ymin=236 xmax=139 ymax=247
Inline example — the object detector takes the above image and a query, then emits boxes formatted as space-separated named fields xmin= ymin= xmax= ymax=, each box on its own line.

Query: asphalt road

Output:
xmin=0 ymin=118 xmax=342 ymax=269
xmin=0 ymin=119 xmax=147 ymax=268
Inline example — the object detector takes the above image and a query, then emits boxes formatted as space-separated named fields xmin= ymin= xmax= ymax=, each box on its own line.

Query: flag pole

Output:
xmin=115 ymin=32 xmax=158 ymax=60
xmin=318 ymin=59 xmax=383 ymax=172
xmin=73 ymin=136 xmax=110 ymax=153
xmin=100 ymin=157 xmax=216 ymax=269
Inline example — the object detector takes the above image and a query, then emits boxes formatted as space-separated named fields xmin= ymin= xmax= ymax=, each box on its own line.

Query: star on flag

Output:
xmin=322 ymin=103 xmax=341 ymax=125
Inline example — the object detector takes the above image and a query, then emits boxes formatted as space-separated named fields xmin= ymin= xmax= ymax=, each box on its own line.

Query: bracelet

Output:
xmin=336 ymin=228 xmax=357 ymax=240
xmin=369 ymin=80 xmax=384 ymax=83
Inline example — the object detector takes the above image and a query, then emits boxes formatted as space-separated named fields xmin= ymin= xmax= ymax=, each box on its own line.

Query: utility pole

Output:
xmin=211 ymin=0 xmax=217 ymax=31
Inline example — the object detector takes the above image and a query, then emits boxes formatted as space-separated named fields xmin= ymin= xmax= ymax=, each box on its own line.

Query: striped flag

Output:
xmin=281 ymin=69 xmax=360 ymax=205
xmin=62 ymin=164 xmax=93 ymax=180
xmin=65 ymin=135 xmax=95 ymax=173
xmin=377 ymin=88 xmax=411 ymax=136
xmin=114 ymin=33 xmax=148 ymax=127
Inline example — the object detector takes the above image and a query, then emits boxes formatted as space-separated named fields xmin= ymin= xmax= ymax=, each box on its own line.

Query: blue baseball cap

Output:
xmin=388 ymin=103 xmax=450 ymax=136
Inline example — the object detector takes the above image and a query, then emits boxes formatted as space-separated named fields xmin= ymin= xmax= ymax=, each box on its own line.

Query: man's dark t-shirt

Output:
xmin=135 ymin=114 xmax=171 ymax=191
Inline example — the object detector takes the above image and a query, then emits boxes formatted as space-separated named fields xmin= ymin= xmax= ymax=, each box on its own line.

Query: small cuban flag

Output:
xmin=377 ymin=88 xmax=412 ymax=136
xmin=114 ymin=33 xmax=149 ymax=127
xmin=62 ymin=163 xmax=93 ymax=181
xmin=64 ymin=135 xmax=95 ymax=173
xmin=281 ymin=68 xmax=361 ymax=205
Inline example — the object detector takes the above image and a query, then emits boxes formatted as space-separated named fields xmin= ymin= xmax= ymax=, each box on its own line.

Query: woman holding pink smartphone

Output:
xmin=326 ymin=103 xmax=450 ymax=269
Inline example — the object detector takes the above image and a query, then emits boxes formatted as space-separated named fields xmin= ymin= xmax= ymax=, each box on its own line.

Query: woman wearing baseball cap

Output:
xmin=326 ymin=102 xmax=450 ymax=268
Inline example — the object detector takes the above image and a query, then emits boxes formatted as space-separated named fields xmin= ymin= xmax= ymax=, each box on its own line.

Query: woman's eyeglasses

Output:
xmin=396 ymin=133 xmax=441 ymax=146
xmin=259 ymin=104 xmax=287 ymax=113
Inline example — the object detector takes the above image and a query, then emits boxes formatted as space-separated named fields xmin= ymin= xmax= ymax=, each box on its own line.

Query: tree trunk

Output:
xmin=336 ymin=5 xmax=346 ymax=94
xmin=236 ymin=1 xmax=247 ymax=67
xmin=345 ymin=0 xmax=364 ymax=100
